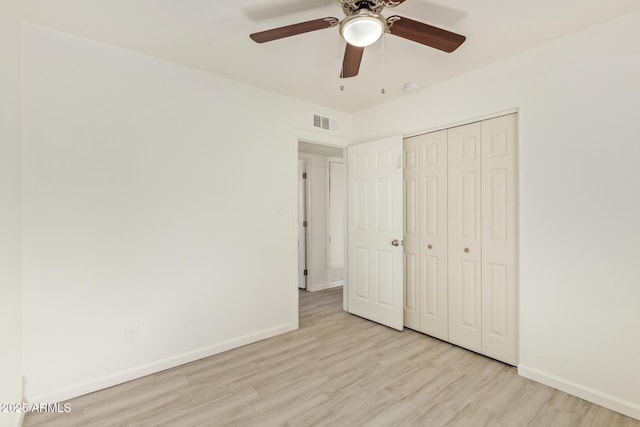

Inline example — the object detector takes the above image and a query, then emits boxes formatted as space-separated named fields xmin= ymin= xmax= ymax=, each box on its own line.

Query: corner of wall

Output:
xmin=0 ymin=0 xmax=23 ymax=426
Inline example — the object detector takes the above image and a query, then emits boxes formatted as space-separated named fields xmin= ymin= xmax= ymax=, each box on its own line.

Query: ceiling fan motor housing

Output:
xmin=341 ymin=0 xmax=386 ymax=15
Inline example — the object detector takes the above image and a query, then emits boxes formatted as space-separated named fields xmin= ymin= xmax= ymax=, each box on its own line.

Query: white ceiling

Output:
xmin=22 ymin=0 xmax=640 ymax=113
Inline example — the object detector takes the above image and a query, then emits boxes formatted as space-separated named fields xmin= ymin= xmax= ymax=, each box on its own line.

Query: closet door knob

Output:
xmin=464 ymin=248 xmax=470 ymax=253
xmin=428 ymin=244 xmax=433 ymax=250
xmin=391 ymin=239 xmax=400 ymax=247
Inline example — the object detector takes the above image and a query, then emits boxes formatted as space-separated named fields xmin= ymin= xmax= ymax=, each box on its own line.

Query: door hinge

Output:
xmin=304 ymin=269 xmax=308 ymax=276
xmin=302 ymin=172 xmax=307 ymax=179
xmin=303 ymin=221 xmax=308 ymax=227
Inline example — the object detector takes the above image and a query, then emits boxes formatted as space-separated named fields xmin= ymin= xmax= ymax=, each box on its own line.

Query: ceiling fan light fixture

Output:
xmin=340 ymin=11 xmax=387 ymax=47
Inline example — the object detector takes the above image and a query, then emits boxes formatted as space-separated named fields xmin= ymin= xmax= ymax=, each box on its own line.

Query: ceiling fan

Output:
xmin=249 ymin=0 xmax=466 ymax=78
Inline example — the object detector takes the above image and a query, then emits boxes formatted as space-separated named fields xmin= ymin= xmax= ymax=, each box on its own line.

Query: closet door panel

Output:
xmin=403 ymin=137 xmax=420 ymax=329
xmin=418 ymin=130 xmax=448 ymax=340
xmin=448 ymin=123 xmax=482 ymax=353
xmin=481 ymin=114 xmax=518 ymax=365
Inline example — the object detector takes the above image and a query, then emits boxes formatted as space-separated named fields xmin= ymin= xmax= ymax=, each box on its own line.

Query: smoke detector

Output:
xmin=404 ymin=82 xmax=421 ymax=92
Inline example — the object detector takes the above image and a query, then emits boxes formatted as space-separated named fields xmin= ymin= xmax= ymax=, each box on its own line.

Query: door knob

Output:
xmin=428 ymin=244 xmax=433 ymax=250
xmin=464 ymin=248 xmax=470 ymax=253
xmin=391 ymin=239 xmax=400 ymax=247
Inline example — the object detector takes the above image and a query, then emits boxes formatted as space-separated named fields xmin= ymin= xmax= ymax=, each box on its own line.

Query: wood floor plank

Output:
xmin=23 ymin=287 xmax=640 ymax=427
xmin=286 ymin=388 xmax=376 ymax=427
xmin=495 ymin=381 xmax=555 ymax=426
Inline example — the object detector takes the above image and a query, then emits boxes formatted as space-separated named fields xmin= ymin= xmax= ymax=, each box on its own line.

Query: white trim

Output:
xmin=297 ymin=153 xmax=316 ymax=292
xmin=308 ymin=282 xmax=343 ymax=292
xmin=293 ymin=128 xmax=350 ymax=148
xmin=403 ymin=108 xmax=520 ymax=139
xmin=297 ymin=158 xmax=309 ymax=290
xmin=26 ymin=323 xmax=295 ymax=404
xmin=518 ymin=364 xmax=640 ymax=421
xmin=342 ymin=150 xmax=349 ymax=313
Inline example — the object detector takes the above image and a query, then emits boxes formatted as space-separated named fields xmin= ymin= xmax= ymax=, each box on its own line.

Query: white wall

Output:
xmin=353 ymin=11 xmax=640 ymax=419
xmin=0 ymin=0 xmax=23 ymax=426
xmin=21 ymin=23 xmax=351 ymax=402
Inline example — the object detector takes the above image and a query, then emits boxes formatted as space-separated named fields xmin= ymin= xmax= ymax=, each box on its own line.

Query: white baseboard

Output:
xmin=307 ymin=281 xmax=343 ymax=292
xmin=518 ymin=364 xmax=640 ymax=421
xmin=26 ymin=323 xmax=296 ymax=405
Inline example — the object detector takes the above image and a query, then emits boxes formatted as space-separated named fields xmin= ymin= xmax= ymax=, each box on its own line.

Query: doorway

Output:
xmin=297 ymin=141 xmax=346 ymax=295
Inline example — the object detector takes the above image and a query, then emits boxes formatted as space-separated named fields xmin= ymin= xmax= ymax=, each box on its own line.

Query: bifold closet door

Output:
xmin=447 ymin=122 xmax=482 ymax=353
xmin=403 ymin=136 xmax=420 ymax=329
xmin=481 ymin=114 xmax=518 ymax=365
xmin=418 ymin=130 xmax=448 ymax=340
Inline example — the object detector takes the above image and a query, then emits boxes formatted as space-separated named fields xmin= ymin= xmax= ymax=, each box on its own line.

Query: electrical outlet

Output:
xmin=125 ymin=326 xmax=139 ymax=344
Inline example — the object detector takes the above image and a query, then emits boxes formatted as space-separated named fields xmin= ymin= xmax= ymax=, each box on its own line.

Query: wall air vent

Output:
xmin=313 ymin=114 xmax=338 ymax=132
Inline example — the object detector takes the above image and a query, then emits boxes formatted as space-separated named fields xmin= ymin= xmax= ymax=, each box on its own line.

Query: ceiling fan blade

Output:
xmin=387 ymin=15 xmax=466 ymax=52
xmin=341 ymin=43 xmax=364 ymax=79
xmin=250 ymin=17 xmax=338 ymax=43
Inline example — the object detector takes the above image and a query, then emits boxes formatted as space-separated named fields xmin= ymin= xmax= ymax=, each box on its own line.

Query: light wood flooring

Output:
xmin=25 ymin=287 xmax=640 ymax=426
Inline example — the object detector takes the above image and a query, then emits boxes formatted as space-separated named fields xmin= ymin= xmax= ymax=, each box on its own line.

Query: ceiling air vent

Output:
xmin=313 ymin=114 xmax=338 ymax=132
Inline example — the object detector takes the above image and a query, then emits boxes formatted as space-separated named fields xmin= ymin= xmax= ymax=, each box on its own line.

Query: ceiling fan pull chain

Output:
xmin=339 ymin=36 xmax=347 ymax=89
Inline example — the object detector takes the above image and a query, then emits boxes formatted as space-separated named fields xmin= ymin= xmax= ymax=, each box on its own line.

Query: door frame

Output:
xmin=297 ymin=158 xmax=309 ymax=289
xmin=294 ymin=131 xmax=349 ymax=314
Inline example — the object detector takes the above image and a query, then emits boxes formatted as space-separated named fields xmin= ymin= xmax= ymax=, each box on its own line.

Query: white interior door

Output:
xmin=418 ymin=130 xmax=449 ymax=341
xmin=481 ymin=114 xmax=518 ymax=365
xmin=403 ymin=136 xmax=420 ymax=329
xmin=347 ymin=136 xmax=404 ymax=331
xmin=448 ymin=122 xmax=483 ymax=353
